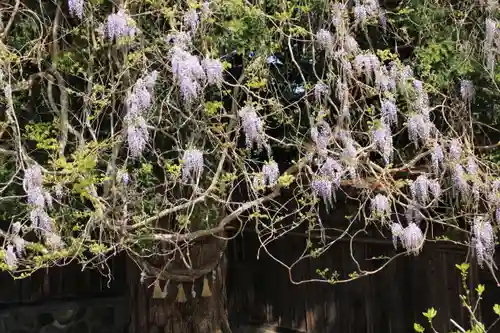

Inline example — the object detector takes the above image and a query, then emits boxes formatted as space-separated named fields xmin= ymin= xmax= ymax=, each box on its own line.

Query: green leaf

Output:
xmin=423 ymin=307 xmax=437 ymax=320
xmin=476 ymin=284 xmax=485 ymax=296
xmin=414 ymin=323 xmax=425 ymax=332
xmin=456 ymin=263 xmax=469 ymax=273
xmin=494 ymin=304 xmax=500 ymax=316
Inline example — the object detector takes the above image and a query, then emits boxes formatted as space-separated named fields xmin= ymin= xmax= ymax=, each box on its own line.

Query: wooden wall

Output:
xmin=0 ymin=229 xmax=498 ymax=333
xmin=0 ymin=255 xmax=126 ymax=307
xmin=226 ymin=231 xmax=499 ymax=333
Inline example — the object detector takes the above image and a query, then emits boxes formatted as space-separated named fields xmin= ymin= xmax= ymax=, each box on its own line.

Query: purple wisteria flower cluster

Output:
xmin=406 ymin=80 xmax=436 ymax=146
xmin=117 ymin=170 xmax=130 ymax=186
xmin=4 ymin=245 xmax=17 ymax=268
xmin=316 ymin=29 xmax=334 ymax=53
xmin=352 ymin=55 xmax=402 ymax=94
xmin=489 ymin=180 xmax=500 ymax=223
xmin=125 ymin=71 xmax=158 ymax=158
xmin=182 ymin=149 xmax=204 ymax=182
xmin=408 ymin=114 xmax=431 ymax=146
xmin=99 ymin=9 xmax=138 ymax=41
xmin=314 ymin=82 xmax=329 ymax=103
xmin=381 ymin=97 xmax=398 ymax=127
xmin=17 ymin=164 xmax=64 ymax=261
xmin=401 ymin=222 xmax=424 ymax=255
xmin=183 ymin=9 xmax=200 ymax=32
xmin=11 ymin=222 xmax=25 ymax=258
xmin=390 ymin=221 xmax=424 ymax=255
xmin=310 ymin=157 xmax=344 ymax=205
xmin=311 ymin=120 xmax=332 ymax=155
xmin=337 ymin=130 xmax=358 ymax=178
xmin=262 ymin=160 xmax=280 ymax=187
xmin=431 ymin=143 xmax=444 ymax=174
xmin=254 ymin=160 xmax=280 ymax=189
xmin=484 ymin=18 xmax=499 ymax=71
xmin=405 ymin=203 xmax=423 ymax=225
xmin=3 ymin=222 xmax=25 ymax=268
xmin=472 ymin=216 xmax=495 ymax=267
xmin=202 ymin=58 xmax=224 ymax=86
xmin=460 ymin=80 xmax=475 ymax=103
xmin=353 ymin=0 xmax=381 ymax=27
xmin=409 ymin=174 xmax=441 ymax=205
xmin=319 ymin=157 xmax=343 ymax=186
xmin=23 ymin=165 xmax=54 ymax=233
xmin=169 ymin=33 xmax=224 ymax=103
xmin=311 ymin=177 xmax=334 ymax=206
xmin=239 ymin=105 xmax=266 ymax=150
xmin=68 ymin=0 xmax=85 ymax=20
xmin=390 ymin=222 xmax=403 ymax=249
xmin=371 ymin=194 xmax=390 ymax=221
xmin=331 ymin=3 xmax=347 ymax=27
xmin=371 ymin=122 xmax=392 ymax=165
xmin=353 ymin=53 xmax=380 ymax=82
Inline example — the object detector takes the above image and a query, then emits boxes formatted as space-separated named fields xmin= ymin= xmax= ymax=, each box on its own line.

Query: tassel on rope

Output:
xmin=191 ymin=280 xmax=197 ymax=298
xmin=201 ymin=275 xmax=212 ymax=297
xmin=152 ymin=280 xmax=163 ymax=299
xmin=161 ymin=279 xmax=169 ymax=298
xmin=176 ymin=283 xmax=187 ymax=303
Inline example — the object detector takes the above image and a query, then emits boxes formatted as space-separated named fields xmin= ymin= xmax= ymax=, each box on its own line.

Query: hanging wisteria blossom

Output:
xmin=171 ymin=45 xmax=205 ymax=103
xmin=311 ymin=177 xmax=334 ymax=206
xmin=374 ymin=66 xmax=393 ymax=93
xmin=408 ymin=114 xmax=431 ymax=146
xmin=239 ymin=105 xmax=265 ymax=150
xmin=460 ymin=80 xmax=475 ymax=103
xmin=353 ymin=5 xmax=368 ymax=26
xmin=316 ymin=29 xmax=334 ymax=52
xmin=181 ymin=149 xmax=204 ymax=182
xmin=413 ymin=80 xmax=429 ymax=118
xmin=410 ymin=175 xmax=431 ymax=205
xmin=11 ymin=222 xmax=21 ymax=235
xmin=472 ymin=216 xmax=495 ymax=267
xmin=100 ymin=9 xmax=138 ymax=41
xmin=202 ymin=58 xmax=224 ymax=86
xmin=431 ymin=143 xmax=444 ymax=174
xmin=311 ymin=120 xmax=332 ymax=154
xmin=381 ymin=98 xmax=398 ymax=126
xmin=452 ymin=163 xmax=468 ymax=196
xmin=466 ymin=156 xmax=478 ymax=176
xmin=405 ymin=203 xmax=422 ymax=224
xmin=371 ymin=194 xmax=391 ymax=220
xmin=428 ymin=179 xmax=441 ymax=201
xmin=68 ymin=0 xmax=85 ymax=19
xmin=127 ymin=119 xmax=149 ymax=158
xmin=314 ymin=82 xmax=329 ymax=102
xmin=449 ymin=139 xmax=462 ymax=160
xmin=23 ymin=165 xmax=54 ymax=232
xmin=319 ymin=157 xmax=342 ymax=186
xmin=353 ymin=53 xmax=380 ymax=81
xmin=371 ymin=121 xmax=393 ymax=165
xmin=125 ymin=72 xmax=158 ymax=158
xmin=401 ymin=222 xmax=424 ymax=255
xmin=183 ymin=9 xmax=200 ymax=32
xmin=344 ymin=35 xmax=360 ymax=54
xmin=262 ymin=160 xmax=279 ymax=187
xmin=390 ymin=223 xmax=403 ymax=249
xmin=4 ymin=245 xmax=17 ymax=268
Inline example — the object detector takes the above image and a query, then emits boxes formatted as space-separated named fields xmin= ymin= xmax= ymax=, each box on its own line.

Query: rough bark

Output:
xmin=126 ymin=249 xmax=230 ymax=333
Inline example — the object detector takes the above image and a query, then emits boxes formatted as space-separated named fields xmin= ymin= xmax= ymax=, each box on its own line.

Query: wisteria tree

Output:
xmin=1 ymin=0 xmax=500 ymax=332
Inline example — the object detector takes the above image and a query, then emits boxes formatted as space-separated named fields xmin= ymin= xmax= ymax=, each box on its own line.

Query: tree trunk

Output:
xmin=126 ymin=252 xmax=231 ymax=333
